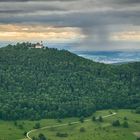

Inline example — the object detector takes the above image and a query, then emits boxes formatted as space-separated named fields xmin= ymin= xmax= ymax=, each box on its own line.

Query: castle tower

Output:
xmin=35 ymin=41 xmax=44 ymax=48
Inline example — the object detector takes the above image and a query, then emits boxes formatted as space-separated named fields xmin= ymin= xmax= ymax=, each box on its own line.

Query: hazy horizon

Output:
xmin=1 ymin=41 xmax=140 ymax=64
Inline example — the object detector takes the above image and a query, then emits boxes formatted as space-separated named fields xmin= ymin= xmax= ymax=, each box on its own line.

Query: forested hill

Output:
xmin=0 ymin=43 xmax=140 ymax=120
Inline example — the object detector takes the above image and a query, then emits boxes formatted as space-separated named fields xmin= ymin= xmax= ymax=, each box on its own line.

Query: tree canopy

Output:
xmin=0 ymin=43 xmax=140 ymax=120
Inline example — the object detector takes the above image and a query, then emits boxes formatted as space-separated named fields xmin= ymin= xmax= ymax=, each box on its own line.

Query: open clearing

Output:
xmin=133 ymin=132 xmax=140 ymax=137
xmin=0 ymin=109 xmax=140 ymax=140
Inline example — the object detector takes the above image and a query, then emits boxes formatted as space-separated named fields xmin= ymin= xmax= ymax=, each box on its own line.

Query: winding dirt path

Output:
xmin=26 ymin=112 xmax=117 ymax=140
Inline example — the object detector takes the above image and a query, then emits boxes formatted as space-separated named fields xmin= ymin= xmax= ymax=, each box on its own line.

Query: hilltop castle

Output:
xmin=33 ymin=41 xmax=45 ymax=49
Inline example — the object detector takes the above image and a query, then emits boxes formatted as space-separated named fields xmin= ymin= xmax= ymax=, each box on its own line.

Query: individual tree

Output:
xmin=124 ymin=117 xmax=128 ymax=120
xmin=34 ymin=122 xmax=41 ymax=129
xmin=80 ymin=127 xmax=86 ymax=132
xmin=98 ymin=116 xmax=103 ymax=122
xmin=23 ymin=131 xmax=27 ymax=136
xmin=14 ymin=121 xmax=17 ymax=126
xmin=32 ymin=136 xmax=38 ymax=140
xmin=56 ymin=132 xmax=68 ymax=137
xmin=18 ymin=124 xmax=23 ymax=129
xmin=112 ymin=120 xmax=120 ymax=127
xmin=92 ymin=116 xmax=96 ymax=121
xmin=57 ymin=118 xmax=62 ymax=123
xmin=38 ymin=133 xmax=47 ymax=140
xmin=79 ymin=116 xmax=84 ymax=123
xmin=136 ymin=107 xmax=140 ymax=114
xmin=122 ymin=121 xmax=129 ymax=128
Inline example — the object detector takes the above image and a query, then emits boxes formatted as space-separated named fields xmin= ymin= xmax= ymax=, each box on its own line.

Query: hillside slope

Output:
xmin=0 ymin=43 xmax=140 ymax=120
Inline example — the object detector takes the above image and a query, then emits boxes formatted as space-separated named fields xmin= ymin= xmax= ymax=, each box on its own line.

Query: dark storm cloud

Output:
xmin=0 ymin=1 xmax=66 ymax=14
xmin=0 ymin=10 xmax=22 ymax=13
xmin=114 ymin=0 xmax=140 ymax=4
xmin=0 ymin=0 xmax=140 ymax=50
xmin=1 ymin=10 xmax=139 ymax=27
xmin=0 ymin=0 xmax=28 ymax=1
xmin=0 ymin=0 xmax=78 ymax=2
xmin=0 ymin=7 xmax=65 ymax=14
xmin=0 ymin=0 xmax=139 ymax=26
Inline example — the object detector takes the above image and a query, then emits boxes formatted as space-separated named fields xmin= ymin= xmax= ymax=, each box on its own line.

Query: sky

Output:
xmin=0 ymin=0 xmax=140 ymax=51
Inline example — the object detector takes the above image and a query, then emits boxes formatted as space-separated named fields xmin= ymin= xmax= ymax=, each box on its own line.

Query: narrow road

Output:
xmin=26 ymin=112 xmax=117 ymax=140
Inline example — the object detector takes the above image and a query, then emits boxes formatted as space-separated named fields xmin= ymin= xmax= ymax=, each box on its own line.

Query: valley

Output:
xmin=0 ymin=43 xmax=140 ymax=140
xmin=0 ymin=110 xmax=140 ymax=140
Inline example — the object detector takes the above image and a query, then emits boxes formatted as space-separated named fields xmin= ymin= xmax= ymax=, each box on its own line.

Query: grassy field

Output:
xmin=0 ymin=109 xmax=140 ymax=140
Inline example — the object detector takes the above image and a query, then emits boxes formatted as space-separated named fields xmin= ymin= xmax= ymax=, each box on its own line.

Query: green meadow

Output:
xmin=0 ymin=110 xmax=140 ymax=140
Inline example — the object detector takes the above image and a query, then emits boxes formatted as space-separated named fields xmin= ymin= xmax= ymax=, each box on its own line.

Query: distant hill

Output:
xmin=76 ymin=51 xmax=140 ymax=64
xmin=0 ymin=43 xmax=140 ymax=120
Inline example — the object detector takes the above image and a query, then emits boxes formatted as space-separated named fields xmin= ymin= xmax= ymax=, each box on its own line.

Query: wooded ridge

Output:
xmin=0 ymin=43 xmax=140 ymax=120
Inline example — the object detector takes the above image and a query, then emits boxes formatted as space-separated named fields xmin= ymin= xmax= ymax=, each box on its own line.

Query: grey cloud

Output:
xmin=0 ymin=0 xmax=78 ymax=2
xmin=114 ymin=0 xmax=140 ymax=4
xmin=4 ymin=10 xmax=138 ymax=27
xmin=0 ymin=10 xmax=23 ymax=13
xmin=95 ymin=0 xmax=140 ymax=6
xmin=0 ymin=0 xmax=140 ymax=50
xmin=0 ymin=2 xmax=67 ymax=14
xmin=0 ymin=9 xmax=139 ymax=35
xmin=0 ymin=0 xmax=28 ymax=1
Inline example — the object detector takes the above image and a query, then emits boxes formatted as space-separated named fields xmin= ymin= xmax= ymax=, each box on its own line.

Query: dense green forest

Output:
xmin=0 ymin=43 xmax=140 ymax=120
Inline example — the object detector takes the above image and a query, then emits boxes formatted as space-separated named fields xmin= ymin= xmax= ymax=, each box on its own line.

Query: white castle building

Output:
xmin=34 ymin=41 xmax=44 ymax=49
